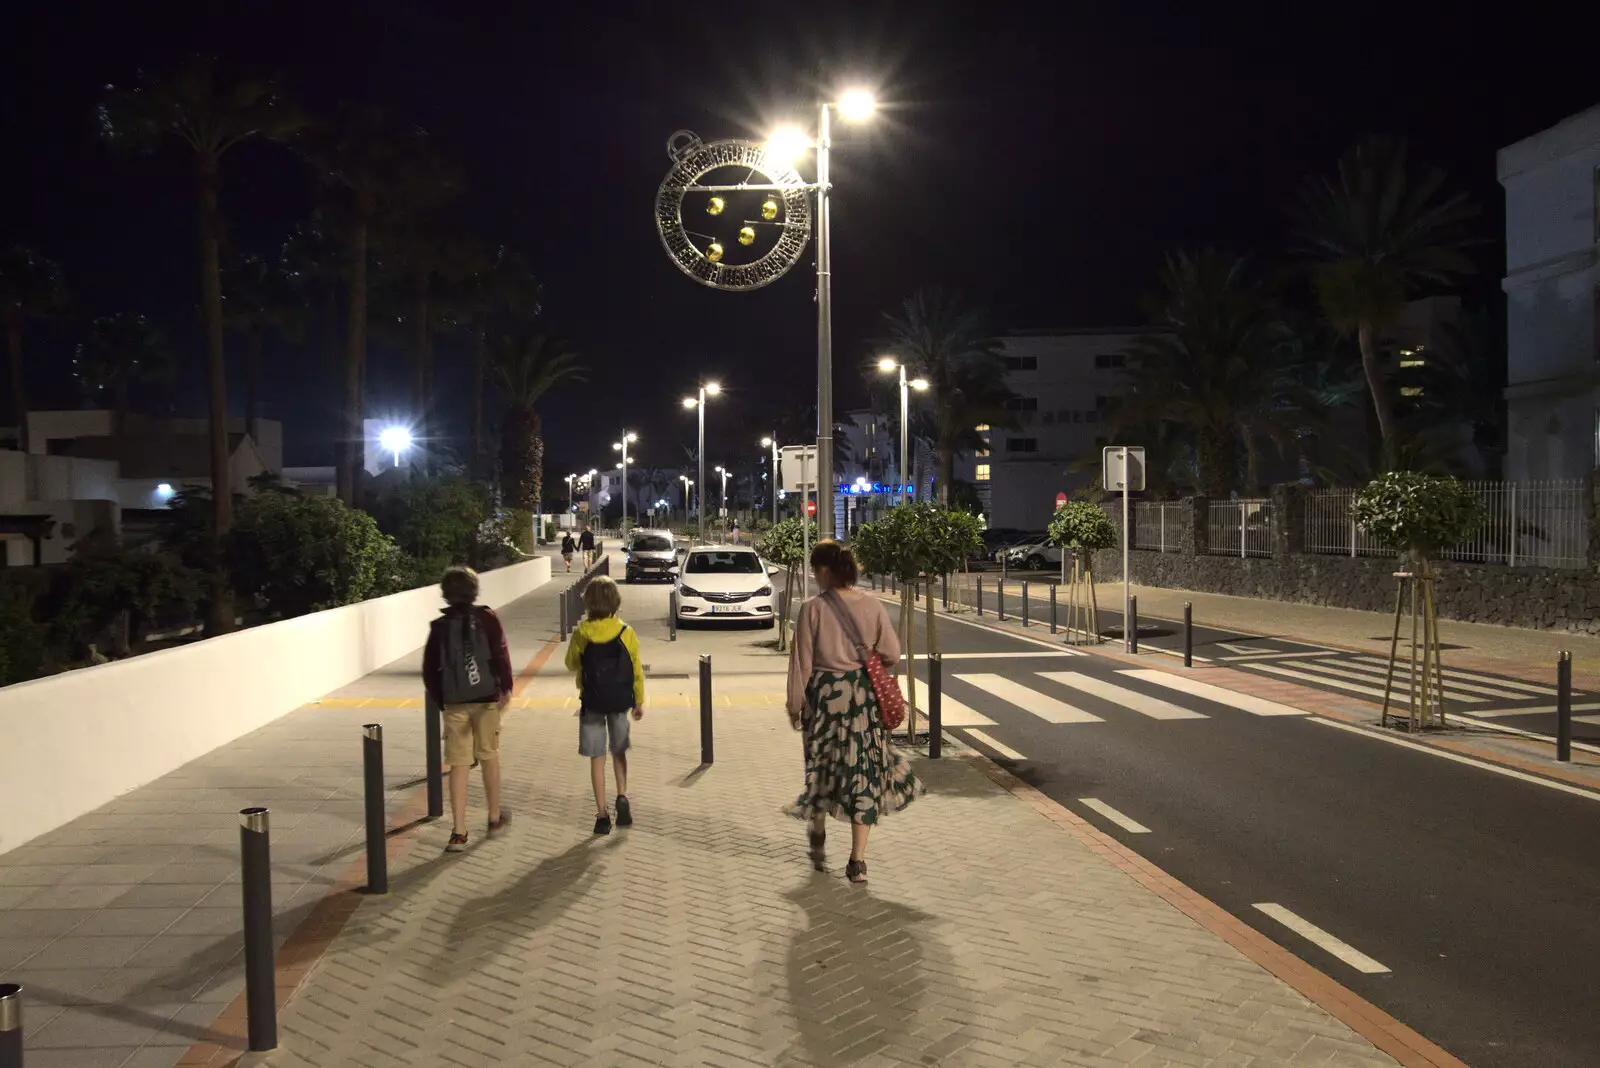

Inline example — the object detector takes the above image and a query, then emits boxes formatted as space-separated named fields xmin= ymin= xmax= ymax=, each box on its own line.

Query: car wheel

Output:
xmin=1027 ymin=554 xmax=1046 ymax=570
xmin=761 ymin=617 xmax=777 ymax=630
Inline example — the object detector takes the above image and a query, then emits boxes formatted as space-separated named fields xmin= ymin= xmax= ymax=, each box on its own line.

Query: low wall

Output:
xmin=0 ymin=556 xmax=551 ymax=856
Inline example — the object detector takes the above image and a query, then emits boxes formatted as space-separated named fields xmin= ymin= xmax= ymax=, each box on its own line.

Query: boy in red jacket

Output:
xmin=423 ymin=567 xmax=514 ymax=852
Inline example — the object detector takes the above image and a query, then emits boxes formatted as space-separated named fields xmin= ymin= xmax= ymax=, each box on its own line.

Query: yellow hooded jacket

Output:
xmin=564 ymin=615 xmax=646 ymax=711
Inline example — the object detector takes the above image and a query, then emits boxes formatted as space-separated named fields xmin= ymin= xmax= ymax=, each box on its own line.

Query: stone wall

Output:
xmin=1091 ymin=479 xmax=1600 ymax=634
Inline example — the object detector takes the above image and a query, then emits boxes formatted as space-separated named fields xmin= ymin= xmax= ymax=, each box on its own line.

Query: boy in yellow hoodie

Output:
xmin=563 ymin=576 xmax=645 ymax=834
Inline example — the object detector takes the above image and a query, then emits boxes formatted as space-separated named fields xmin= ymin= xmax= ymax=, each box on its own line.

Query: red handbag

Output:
xmin=820 ymin=591 xmax=907 ymax=731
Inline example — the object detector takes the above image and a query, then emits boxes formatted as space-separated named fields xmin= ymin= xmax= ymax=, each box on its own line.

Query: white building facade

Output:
xmin=1498 ymin=102 xmax=1600 ymax=480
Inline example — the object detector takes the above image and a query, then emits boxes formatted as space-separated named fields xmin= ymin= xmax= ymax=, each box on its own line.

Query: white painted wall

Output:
xmin=0 ymin=555 xmax=552 ymax=856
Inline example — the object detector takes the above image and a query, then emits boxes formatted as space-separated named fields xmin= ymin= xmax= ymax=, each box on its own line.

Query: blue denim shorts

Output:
xmin=579 ymin=712 xmax=631 ymax=757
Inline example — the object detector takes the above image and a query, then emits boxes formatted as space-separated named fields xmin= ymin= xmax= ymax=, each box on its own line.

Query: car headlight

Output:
xmin=679 ymin=585 xmax=703 ymax=598
xmin=757 ymin=584 xmax=773 ymax=596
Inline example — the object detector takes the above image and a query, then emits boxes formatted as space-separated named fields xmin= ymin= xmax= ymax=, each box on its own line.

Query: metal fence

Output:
xmin=1207 ymin=499 xmax=1274 ymax=558
xmin=1132 ymin=501 xmax=1186 ymax=553
xmin=1303 ymin=489 xmax=1398 ymax=559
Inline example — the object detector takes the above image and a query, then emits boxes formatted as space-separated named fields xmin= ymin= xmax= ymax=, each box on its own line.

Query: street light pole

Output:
xmin=815 ymin=99 xmax=834 ymax=542
xmin=898 ymin=365 xmax=909 ymax=507
xmin=613 ymin=431 xmax=638 ymax=532
xmin=697 ymin=391 xmax=706 ymax=544
xmin=762 ymin=436 xmax=778 ymax=527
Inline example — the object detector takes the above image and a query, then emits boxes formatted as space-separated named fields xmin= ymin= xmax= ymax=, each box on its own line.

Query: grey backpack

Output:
xmin=440 ymin=610 xmax=499 ymax=704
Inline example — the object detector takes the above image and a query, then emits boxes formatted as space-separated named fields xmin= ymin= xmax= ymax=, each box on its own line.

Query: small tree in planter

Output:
xmin=1352 ymin=471 xmax=1482 ymax=731
xmin=1048 ymin=499 xmax=1118 ymax=644
xmin=755 ymin=516 xmax=816 ymax=651
xmin=851 ymin=503 xmax=982 ymax=741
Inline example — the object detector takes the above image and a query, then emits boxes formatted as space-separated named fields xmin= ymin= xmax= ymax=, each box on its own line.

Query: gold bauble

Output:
xmin=737 ymin=227 xmax=756 ymax=246
xmin=706 ymin=196 xmax=725 ymax=216
xmin=706 ymin=242 xmax=725 ymax=263
xmin=760 ymin=198 xmax=779 ymax=220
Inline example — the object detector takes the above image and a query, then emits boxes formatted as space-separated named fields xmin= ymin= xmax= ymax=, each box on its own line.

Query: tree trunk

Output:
xmin=902 ymin=581 xmax=917 ymax=740
xmin=7 ymin=315 xmax=27 ymax=456
xmin=245 ymin=330 xmax=263 ymax=447
xmin=925 ymin=573 xmax=938 ymax=656
xmin=413 ymin=268 xmax=431 ymax=468
xmin=340 ymin=208 xmax=369 ymax=504
xmin=471 ymin=311 xmax=487 ymax=479
xmin=937 ymin=445 xmax=954 ymax=507
xmin=197 ymin=154 xmax=234 ymax=635
xmin=1358 ymin=320 xmax=1397 ymax=470
xmin=1241 ymin=421 xmax=1260 ymax=493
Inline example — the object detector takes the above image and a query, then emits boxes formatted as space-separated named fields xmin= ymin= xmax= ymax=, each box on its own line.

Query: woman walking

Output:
xmin=785 ymin=540 xmax=920 ymax=884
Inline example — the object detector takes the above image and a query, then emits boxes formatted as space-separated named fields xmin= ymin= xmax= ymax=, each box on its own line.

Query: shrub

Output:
xmin=51 ymin=537 xmax=203 ymax=656
xmin=851 ymin=503 xmax=982 ymax=580
xmin=1352 ymin=472 xmax=1483 ymax=558
xmin=1048 ymin=500 xmax=1118 ymax=556
xmin=0 ymin=573 xmax=54 ymax=686
xmin=227 ymin=493 xmax=404 ymax=618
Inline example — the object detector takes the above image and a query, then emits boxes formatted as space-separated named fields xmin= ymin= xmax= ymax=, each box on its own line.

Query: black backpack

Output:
xmin=580 ymin=627 xmax=635 ymax=715
xmin=439 ymin=610 xmax=499 ymax=704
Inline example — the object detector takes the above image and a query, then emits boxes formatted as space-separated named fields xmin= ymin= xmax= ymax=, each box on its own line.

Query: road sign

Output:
xmin=1102 ymin=446 xmax=1146 ymax=492
xmin=1055 ymin=492 xmax=1068 ymax=508
xmin=805 ymin=499 xmax=816 ymax=516
xmin=779 ymin=445 xmax=818 ymax=492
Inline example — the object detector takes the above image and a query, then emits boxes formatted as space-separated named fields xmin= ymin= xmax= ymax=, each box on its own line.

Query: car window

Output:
xmin=631 ymin=535 xmax=672 ymax=551
xmin=685 ymin=551 xmax=763 ymax=574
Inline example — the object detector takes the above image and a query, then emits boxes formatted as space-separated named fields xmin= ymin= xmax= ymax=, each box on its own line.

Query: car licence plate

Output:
xmin=710 ymin=604 xmax=743 ymax=614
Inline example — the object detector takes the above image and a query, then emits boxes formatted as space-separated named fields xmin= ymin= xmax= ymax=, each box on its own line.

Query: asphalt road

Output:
xmin=894 ymin=603 xmax=1600 ymax=1068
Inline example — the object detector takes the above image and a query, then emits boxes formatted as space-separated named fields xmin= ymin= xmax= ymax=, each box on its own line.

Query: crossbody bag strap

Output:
xmin=818 ymin=590 xmax=871 ymax=663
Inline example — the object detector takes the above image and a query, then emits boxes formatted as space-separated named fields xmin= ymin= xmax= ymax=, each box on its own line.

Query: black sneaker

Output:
xmin=487 ymin=808 xmax=511 ymax=839
xmin=615 ymin=796 xmax=633 ymax=828
xmin=593 ymin=813 xmax=612 ymax=836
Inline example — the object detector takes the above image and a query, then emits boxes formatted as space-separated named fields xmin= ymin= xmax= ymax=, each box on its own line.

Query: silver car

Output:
xmin=624 ymin=529 xmax=677 ymax=582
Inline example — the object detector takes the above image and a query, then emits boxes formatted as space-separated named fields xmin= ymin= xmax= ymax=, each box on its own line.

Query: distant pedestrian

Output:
xmin=560 ymin=530 xmax=577 ymax=572
xmin=730 ymin=521 xmax=740 ymax=545
xmin=579 ymin=524 xmax=597 ymax=569
xmin=785 ymin=539 xmax=919 ymax=884
xmin=564 ymin=576 xmax=645 ymax=835
xmin=424 ymin=567 xmax=514 ymax=853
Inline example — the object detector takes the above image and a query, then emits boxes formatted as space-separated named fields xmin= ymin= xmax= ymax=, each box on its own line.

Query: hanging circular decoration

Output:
xmin=655 ymin=131 xmax=812 ymax=292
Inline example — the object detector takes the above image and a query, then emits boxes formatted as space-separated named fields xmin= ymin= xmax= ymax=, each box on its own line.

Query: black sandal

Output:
xmin=807 ymin=827 xmax=826 ymax=871
xmin=845 ymin=858 xmax=868 ymax=884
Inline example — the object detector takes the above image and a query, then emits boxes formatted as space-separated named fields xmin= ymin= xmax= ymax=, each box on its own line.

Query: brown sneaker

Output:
xmin=487 ymin=808 xmax=511 ymax=839
xmin=446 ymin=831 xmax=469 ymax=853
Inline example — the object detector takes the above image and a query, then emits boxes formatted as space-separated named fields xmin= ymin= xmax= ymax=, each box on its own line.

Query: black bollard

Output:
xmin=1130 ymin=596 xmax=1139 ymax=654
xmin=0 ymin=983 xmax=21 ymax=1068
xmin=997 ymin=581 xmax=1006 ymax=621
xmin=942 ymin=573 xmax=949 ymax=609
xmin=559 ymin=588 xmax=569 ymax=640
xmin=362 ymin=725 xmax=388 ymax=895
xmin=976 ymin=577 xmax=984 ymax=617
xmin=1183 ymin=602 xmax=1193 ymax=668
xmin=424 ymin=695 xmax=443 ymax=821
xmin=669 ymin=590 xmax=679 ymax=642
xmin=1050 ymin=583 xmax=1058 ymax=635
xmin=239 ymin=807 xmax=277 ymax=1051
xmin=929 ymin=653 xmax=943 ymax=760
xmin=1557 ymin=651 xmax=1573 ymax=762
xmin=699 ymin=653 xmax=714 ymax=765
xmin=1021 ymin=582 xmax=1030 ymax=627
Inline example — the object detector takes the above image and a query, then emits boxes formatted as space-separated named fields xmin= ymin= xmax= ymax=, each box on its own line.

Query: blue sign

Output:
xmin=838 ymin=483 xmax=911 ymax=495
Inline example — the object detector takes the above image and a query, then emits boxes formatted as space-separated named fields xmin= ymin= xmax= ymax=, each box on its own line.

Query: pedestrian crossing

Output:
xmin=1234 ymin=653 xmax=1567 ymax=707
xmin=944 ymin=667 xmax=1310 ymax=728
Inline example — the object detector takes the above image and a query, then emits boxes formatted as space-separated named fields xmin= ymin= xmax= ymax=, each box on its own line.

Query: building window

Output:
xmin=1003 ymin=397 xmax=1038 ymax=412
xmin=974 ymin=423 xmax=989 ymax=432
xmin=1094 ymin=353 xmax=1127 ymax=370
xmin=1003 ymin=355 xmax=1038 ymax=371
xmin=1006 ymin=438 xmax=1039 ymax=453
xmin=975 ymin=446 xmax=989 ymax=457
xmin=975 ymin=464 xmax=990 ymax=481
xmin=1400 ymin=386 xmax=1424 ymax=397
xmin=1398 ymin=346 xmax=1427 ymax=369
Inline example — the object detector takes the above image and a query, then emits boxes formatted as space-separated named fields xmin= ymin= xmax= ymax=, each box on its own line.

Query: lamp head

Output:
xmin=761 ymin=437 xmax=773 ymax=447
xmin=378 ymin=426 xmax=412 ymax=453
xmin=766 ymin=125 xmax=810 ymax=166
xmin=838 ymin=89 xmax=877 ymax=122
xmin=909 ymin=377 xmax=930 ymax=390
xmin=612 ymin=441 xmax=621 ymax=451
xmin=626 ymin=431 xmax=638 ymax=443
xmin=877 ymin=356 xmax=897 ymax=373
xmin=682 ymin=396 xmax=697 ymax=409
xmin=705 ymin=382 xmax=721 ymax=396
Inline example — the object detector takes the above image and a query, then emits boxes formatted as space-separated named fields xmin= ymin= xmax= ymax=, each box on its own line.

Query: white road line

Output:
xmin=1347 ymin=655 xmax=1558 ymax=696
xmin=1252 ymin=903 xmax=1391 ymax=975
xmin=1078 ymin=798 xmax=1151 ymax=833
xmin=1306 ymin=716 xmax=1600 ymax=803
xmin=1248 ymin=662 xmax=1487 ymax=704
xmin=1217 ymin=642 xmax=1279 ymax=655
xmin=1036 ymin=671 xmax=1207 ymax=720
xmin=900 ymin=651 xmax=1080 ymax=660
xmin=927 ymin=692 xmax=997 ymax=727
xmin=1215 ymin=651 xmax=1333 ymax=662
xmin=962 ymin=729 xmax=1025 ymax=760
xmin=955 ymin=674 xmax=1104 ymax=723
xmin=1446 ymin=712 xmax=1600 ymax=757
xmin=1315 ymin=658 xmax=1537 ymax=700
xmin=1472 ymin=702 xmax=1600 ymax=718
xmin=936 ymin=608 xmax=1088 ymax=654
xmin=1145 ymin=646 xmax=1214 ymax=664
xmin=1119 ymin=669 xmax=1308 ymax=717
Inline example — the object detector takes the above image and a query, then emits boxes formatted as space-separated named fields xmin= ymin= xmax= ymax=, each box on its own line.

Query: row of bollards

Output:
xmin=699 ymin=653 xmax=714 ymax=765
xmin=928 ymin=653 xmax=943 ymax=760
xmin=1557 ymin=650 xmax=1573 ymax=762
xmin=668 ymin=590 xmax=679 ymax=641
xmin=1129 ymin=596 xmax=1139 ymax=654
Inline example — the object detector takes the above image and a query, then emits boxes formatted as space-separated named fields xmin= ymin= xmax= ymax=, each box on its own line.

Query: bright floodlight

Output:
xmin=705 ymin=382 xmax=722 ymax=395
xmin=626 ymin=431 xmax=638 ymax=442
xmin=612 ymin=441 xmax=622 ymax=451
xmin=877 ymin=356 xmax=898 ymax=372
xmin=379 ymin=426 xmax=412 ymax=467
xmin=682 ymin=396 xmax=697 ymax=408
xmin=761 ymin=436 xmax=773 ymax=446
xmin=910 ymin=377 xmax=930 ymax=390
xmin=838 ymin=90 xmax=877 ymax=122
xmin=766 ymin=125 xmax=810 ymax=166
xmin=588 ymin=468 xmax=597 ymax=476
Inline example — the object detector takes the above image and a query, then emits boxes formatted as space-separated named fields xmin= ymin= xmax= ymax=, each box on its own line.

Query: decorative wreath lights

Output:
xmin=654 ymin=130 xmax=813 ymax=292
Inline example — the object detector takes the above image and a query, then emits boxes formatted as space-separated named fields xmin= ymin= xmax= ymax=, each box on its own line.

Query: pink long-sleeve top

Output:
xmin=786 ymin=587 xmax=902 ymax=714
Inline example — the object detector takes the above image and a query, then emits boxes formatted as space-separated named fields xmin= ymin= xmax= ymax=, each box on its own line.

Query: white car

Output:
xmin=1000 ymin=540 xmax=1063 ymax=570
xmin=672 ymin=545 xmax=778 ymax=628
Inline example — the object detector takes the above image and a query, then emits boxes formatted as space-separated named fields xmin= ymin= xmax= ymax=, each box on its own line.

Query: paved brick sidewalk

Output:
xmin=245 ymin=670 xmax=1416 ymax=1066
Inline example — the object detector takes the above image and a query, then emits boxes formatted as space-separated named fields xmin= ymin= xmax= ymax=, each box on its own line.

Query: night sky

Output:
xmin=3 ymin=0 xmax=1592 ymax=474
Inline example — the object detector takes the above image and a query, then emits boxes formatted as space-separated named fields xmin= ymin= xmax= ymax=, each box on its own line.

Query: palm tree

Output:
xmin=99 ymin=59 xmax=300 ymax=632
xmin=1109 ymin=250 xmax=1293 ymax=497
xmin=72 ymin=313 xmax=174 ymax=438
xmin=1297 ymin=137 xmax=1479 ymax=468
xmin=0 ymin=246 xmax=67 ymax=453
xmin=222 ymin=252 xmax=306 ymax=444
xmin=880 ymin=289 xmax=1018 ymax=505
xmin=493 ymin=333 xmax=585 ymax=511
xmin=444 ymin=242 xmax=541 ymax=478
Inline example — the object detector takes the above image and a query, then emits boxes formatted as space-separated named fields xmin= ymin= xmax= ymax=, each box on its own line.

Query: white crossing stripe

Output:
xmin=1218 ymin=642 xmax=1278 ymax=655
xmin=1315 ymin=658 xmax=1535 ymax=700
xmin=1119 ymin=669 xmax=1308 ymax=717
xmin=926 ymin=692 xmax=996 ymax=727
xmin=954 ymin=674 xmax=1104 ymax=723
xmin=1248 ymin=662 xmax=1486 ymax=703
xmin=1078 ymin=798 xmax=1151 ymax=833
xmin=1348 ymin=655 xmax=1557 ymax=696
xmin=963 ymin=729 xmax=1025 ymax=760
xmin=1036 ymin=671 xmax=1207 ymax=720
xmin=1146 ymin=646 xmax=1213 ymax=665
xmin=1472 ymin=702 xmax=1600 ymax=719
xmin=900 ymin=651 xmax=1080 ymax=660
xmin=1215 ymin=651 xmax=1330 ymax=662
xmin=1252 ymin=903 xmax=1391 ymax=975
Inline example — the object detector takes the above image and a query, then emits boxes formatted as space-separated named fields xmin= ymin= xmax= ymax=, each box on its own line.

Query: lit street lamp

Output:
xmin=877 ymin=357 xmax=928 ymax=507
xmin=679 ymin=474 xmax=695 ymax=535
xmin=682 ymin=382 xmax=720 ymax=544
xmin=612 ymin=431 xmax=638 ymax=531
xmin=378 ymin=425 xmax=412 ymax=469
xmin=714 ymin=465 xmax=730 ymax=523
xmin=760 ymin=436 xmax=779 ymax=527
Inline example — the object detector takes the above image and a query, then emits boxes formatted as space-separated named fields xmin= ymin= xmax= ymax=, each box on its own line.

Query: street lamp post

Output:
xmin=612 ymin=431 xmax=638 ymax=532
xmin=877 ymin=358 xmax=928 ymax=507
xmin=760 ymin=436 xmax=778 ymax=527
xmin=679 ymin=475 xmax=694 ymax=533
xmin=565 ymin=473 xmax=577 ymax=514
xmin=714 ymin=465 xmax=730 ymax=534
xmin=682 ymin=383 xmax=720 ymax=544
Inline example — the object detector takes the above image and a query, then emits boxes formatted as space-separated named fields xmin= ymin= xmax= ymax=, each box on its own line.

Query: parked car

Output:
xmin=624 ymin=529 xmax=676 ymax=582
xmin=999 ymin=538 xmax=1062 ymax=570
xmin=672 ymin=545 xmax=778 ymax=628
xmin=970 ymin=527 xmax=1028 ymax=567
xmin=990 ymin=530 xmax=1047 ymax=563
